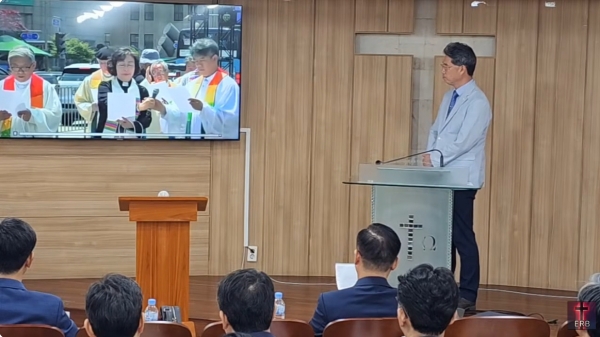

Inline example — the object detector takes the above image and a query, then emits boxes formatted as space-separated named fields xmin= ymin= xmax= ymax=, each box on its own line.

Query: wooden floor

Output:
xmin=23 ymin=276 xmax=576 ymax=336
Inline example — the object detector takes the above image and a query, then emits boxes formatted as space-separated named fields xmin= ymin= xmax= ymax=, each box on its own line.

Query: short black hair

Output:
xmin=397 ymin=264 xmax=459 ymax=335
xmin=578 ymin=281 xmax=600 ymax=337
xmin=85 ymin=274 xmax=143 ymax=337
xmin=217 ymin=269 xmax=274 ymax=333
xmin=108 ymin=47 xmax=140 ymax=77
xmin=0 ymin=218 xmax=36 ymax=274
xmin=443 ymin=42 xmax=477 ymax=76
xmin=190 ymin=38 xmax=219 ymax=58
xmin=223 ymin=333 xmax=253 ymax=337
xmin=356 ymin=223 xmax=401 ymax=272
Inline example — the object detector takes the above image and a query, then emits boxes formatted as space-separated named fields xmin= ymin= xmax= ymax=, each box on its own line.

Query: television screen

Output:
xmin=0 ymin=1 xmax=242 ymax=140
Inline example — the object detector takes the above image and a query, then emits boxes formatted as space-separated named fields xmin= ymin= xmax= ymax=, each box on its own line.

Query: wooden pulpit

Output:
xmin=119 ymin=196 xmax=208 ymax=322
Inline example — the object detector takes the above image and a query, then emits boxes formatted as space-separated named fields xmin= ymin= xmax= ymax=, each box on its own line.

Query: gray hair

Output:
xmin=190 ymin=38 xmax=219 ymax=58
xmin=150 ymin=60 xmax=169 ymax=73
xmin=8 ymin=46 xmax=35 ymax=64
xmin=185 ymin=55 xmax=194 ymax=63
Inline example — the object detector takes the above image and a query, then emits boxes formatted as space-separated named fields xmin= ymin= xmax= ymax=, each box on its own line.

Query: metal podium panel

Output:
xmin=371 ymin=185 xmax=453 ymax=288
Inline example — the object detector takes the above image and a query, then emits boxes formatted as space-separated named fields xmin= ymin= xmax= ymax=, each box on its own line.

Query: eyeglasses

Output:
xmin=10 ymin=64 xmax=32 ymax=73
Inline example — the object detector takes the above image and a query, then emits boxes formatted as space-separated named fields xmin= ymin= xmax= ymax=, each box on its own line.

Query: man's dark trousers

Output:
xmin=451 ymin=189 xmax=480 ymax=303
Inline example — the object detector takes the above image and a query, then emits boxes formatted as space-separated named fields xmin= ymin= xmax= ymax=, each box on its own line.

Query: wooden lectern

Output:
xmin=118 ymin=196 xmax=208 ymax=322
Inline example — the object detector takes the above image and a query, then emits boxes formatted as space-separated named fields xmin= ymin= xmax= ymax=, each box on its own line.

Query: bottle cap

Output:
xmin=148 ymin=298 xmax=156 ymax=305
xmin=275 ymin=292 xmax=283 ymax=299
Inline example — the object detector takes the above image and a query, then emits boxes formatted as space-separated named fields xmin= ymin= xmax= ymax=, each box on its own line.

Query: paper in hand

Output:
xmin=107 ymin=92 xmax=136 ymax=122
xmin=335 ymin=263 xmax=358 ymax=290
xmin=166 ymin=86 xmax=196 ymax=112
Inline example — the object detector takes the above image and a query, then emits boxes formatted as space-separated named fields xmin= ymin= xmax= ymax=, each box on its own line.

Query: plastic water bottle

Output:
xmin=144 ymin=299 xmax=159 ymax=321
xmin=274 ymin=292 xmax=285 ymax=319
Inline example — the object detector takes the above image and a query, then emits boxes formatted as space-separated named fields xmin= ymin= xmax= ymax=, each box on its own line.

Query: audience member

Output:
xmin=396 ymin=264 xmax=459 ymax=337
xmin=309 ymin=223 xmax=402 ymax=336
xmin=84 ymin=273 xmax=144 ymax=337
xmin=575 ymin=273 xmax=600 ymax=337
xmin=217 ymin=268 xmax=275 ymax=337
xmin=0 ymin=217 xmax=78 ymax=337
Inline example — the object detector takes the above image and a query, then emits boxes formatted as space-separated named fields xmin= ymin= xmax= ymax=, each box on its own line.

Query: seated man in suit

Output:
xmin=84 ymin=274 xmax=145 ymax=337
xmin=0 ymin=218 xmax=78 ymax=337
xmin=218 ymin=268 xmax=276 ymax=337
xmin=396 ymin=264 xmax=459 ymax=337
xmin=309 ymin=223 xmax=401 ymax=336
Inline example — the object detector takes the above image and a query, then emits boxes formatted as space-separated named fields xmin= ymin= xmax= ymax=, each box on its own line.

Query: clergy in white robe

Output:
xmin=73 ymin=47 xmax=114 ymax=132
xmin=0 ymin=46 xmax=62 ymax=138
xmin=156 ymin=38 xmax=240 ymax=139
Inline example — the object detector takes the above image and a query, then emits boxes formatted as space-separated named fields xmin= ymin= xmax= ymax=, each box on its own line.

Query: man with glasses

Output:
xmin=423 ymin=42 xmax=492 ymax=311
xmin=74 ymin=47 xmax=114 ymax=132
xmin=0 ymin=46 xmax=62 ymax=137
xmin=154 ymin=38 xmax=240 ymax=139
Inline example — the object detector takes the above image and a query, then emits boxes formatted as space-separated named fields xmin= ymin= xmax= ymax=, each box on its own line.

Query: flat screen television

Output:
xmin=0 ymin=1 xmax=242 ymax=140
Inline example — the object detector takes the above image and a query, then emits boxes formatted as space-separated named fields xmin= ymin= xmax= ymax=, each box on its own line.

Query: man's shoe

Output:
xmin=458 ymin=298 xmax=476 ymax=311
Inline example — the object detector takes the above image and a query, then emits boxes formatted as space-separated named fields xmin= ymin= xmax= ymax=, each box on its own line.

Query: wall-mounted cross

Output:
xmin=398 ymin=214 xmax=423 ymax=260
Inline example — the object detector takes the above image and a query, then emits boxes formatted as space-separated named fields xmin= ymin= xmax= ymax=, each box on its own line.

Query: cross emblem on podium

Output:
xmin=398 ymin=215 xmax=423 ymax=261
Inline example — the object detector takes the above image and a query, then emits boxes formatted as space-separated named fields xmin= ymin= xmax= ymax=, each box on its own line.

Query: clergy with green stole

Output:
xmin=154 ymin=38 xmax=240 ymax=139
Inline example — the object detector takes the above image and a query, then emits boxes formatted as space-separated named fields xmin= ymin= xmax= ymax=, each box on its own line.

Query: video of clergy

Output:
xmin=0 ymin=2 xmax=242 ymax=140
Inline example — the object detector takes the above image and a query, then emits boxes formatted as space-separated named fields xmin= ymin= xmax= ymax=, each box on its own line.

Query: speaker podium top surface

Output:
xmin=344 ymin=163 xmax=473 ymax=189
xmin=118 ymin=197 xmax=208 ymax=222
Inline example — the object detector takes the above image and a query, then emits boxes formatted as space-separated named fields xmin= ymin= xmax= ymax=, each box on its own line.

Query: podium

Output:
xmin=344 ymin=162 xmax=473 ymax=287
xmin=119 ymin=196 xmax=208 ymax=322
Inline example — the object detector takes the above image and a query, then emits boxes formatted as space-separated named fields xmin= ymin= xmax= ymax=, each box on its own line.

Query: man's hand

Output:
xmin=0 ymin=110 xmax=11 ymax=121
xmin=422 ymin=154 xmax=433 ymax=167
xmin=189 ymin=98 xmax=203 ymax=111
xmin=92 ymin=103 xmax=98 ymax=112
xmin=138 ymin=98 xmax=156 ymax=111
xmin=17 ymin=109 xmax=31 ymax=122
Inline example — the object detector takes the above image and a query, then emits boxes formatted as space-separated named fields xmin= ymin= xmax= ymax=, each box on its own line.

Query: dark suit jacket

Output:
xmin=250 ymin=332 xmax=276 ymax=337
xmin=309 ymin=276 xmax=398 ymax=336
xmin=0 ymin=278 xmax=78 ymax=337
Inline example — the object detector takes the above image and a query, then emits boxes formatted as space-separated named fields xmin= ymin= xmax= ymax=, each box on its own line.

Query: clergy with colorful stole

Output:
xmin=155 ymin=38 xmax=240 ymax=139
xmin=0 ymin=46 xmax=62 ymax=138
xmin=73 ymin=47 xmax=114 ymax=131
xmin=95 ymin=48 xmax=153 ymax=137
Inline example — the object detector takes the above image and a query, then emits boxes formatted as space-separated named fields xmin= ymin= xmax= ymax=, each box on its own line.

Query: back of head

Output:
xmin=85 ymin=273 xmax=143 ymax=337
xmin=223 ymin=333 xmax=253 ymax=337
xmin=397 ymin=264 xmax=459 ymax=336
xmin=217 ymin=268 xmax=274 ymax=333
xmin=356 ymin=223 xmax=401 ymax=272
xmin=578 ymin=276 xmax=600 ymax=337
xmin=0 ymin=218 xmax=36 ymax=275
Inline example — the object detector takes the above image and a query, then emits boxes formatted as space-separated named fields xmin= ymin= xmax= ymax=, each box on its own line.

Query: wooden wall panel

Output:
xmin=262 ymin=0 xmax=314 ymax=275
xmin=228 ymin=0 xmax=268 ymax=272
xmin=348 ymin=56 xmax=387 ymax=259
xmin=436 ymin=0 xmax=463 ymax=34
xmin=355 ymin=0 xmax=388 ymax=32
xmin=383 ymin=56 xmax=413 ymax=160
xmin=308 ymin=0 xmax=355 ymax=276
xmin=488 ymin=0 xmax=538 ymax=287
xmin=529 ymin=0 xmax=588 ymax=290
xmin=208 ymin=136 xmax=246 ymax=275
xmin=578 ymin=0 xmax=600 ymax=284
xmin=462 ymin=0 xmax=497 ymax=35
xmin=388 ymin=0 xmax=415 ymax=34
xmin=26 ymin=216 xmax=209 ymax=279
xmin=432 ymin=56 xmax=496 ymax=284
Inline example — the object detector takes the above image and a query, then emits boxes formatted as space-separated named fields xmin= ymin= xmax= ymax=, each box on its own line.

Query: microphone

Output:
xmin=151 ymin=88 xmax=160 ymax=99
xmin=375 ymin=149 xmax=445 ymax=167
